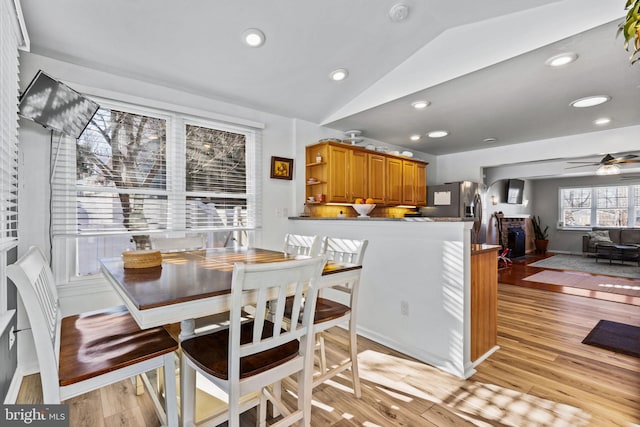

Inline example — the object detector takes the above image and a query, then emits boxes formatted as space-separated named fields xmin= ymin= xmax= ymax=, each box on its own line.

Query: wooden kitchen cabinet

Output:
xmin=386 ymin=157 xmax=403 ymax=205
xmin=305 ymin=141 xmax=427 ymax=206
xmin=327 ymin=144 xmax=349 ymax=203
xmin=415 ymin=163 xmax=427 ymax=206
xmin=402 ymin=160 xmax=416 ymax=205
xmin=368 ymin=153 xmax=386 ymax=204
xmin=349 ymin=150 xmax=368 ymax=201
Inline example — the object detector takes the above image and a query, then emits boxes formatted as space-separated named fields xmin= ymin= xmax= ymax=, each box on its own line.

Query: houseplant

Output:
xmin=619 ymin=0 xmax=640 ymax=64
xmin=531 ymin=215 xmax=549 ymax=254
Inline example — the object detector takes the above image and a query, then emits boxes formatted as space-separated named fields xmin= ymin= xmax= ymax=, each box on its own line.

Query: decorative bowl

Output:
xmin=351 ymin=203 xmax=376 ymax=217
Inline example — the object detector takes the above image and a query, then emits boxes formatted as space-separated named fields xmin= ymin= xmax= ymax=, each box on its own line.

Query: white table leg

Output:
xmin=179 ymin=318 xmax=196 ymax=426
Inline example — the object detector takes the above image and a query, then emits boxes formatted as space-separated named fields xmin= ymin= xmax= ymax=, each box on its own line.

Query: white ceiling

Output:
xmin=19 ymin=0 xmax=640 ymax=164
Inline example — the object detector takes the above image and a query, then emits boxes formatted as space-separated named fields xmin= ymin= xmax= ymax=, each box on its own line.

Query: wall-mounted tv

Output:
xmin=505 ymin=179 xmax=524 ymax=204
xmin=18 ymin=70 xmax=99 ymax=139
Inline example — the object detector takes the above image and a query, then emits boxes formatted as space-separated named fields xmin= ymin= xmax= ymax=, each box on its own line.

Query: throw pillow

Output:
xmin=588 ymin=230 xmax=613 ymax=246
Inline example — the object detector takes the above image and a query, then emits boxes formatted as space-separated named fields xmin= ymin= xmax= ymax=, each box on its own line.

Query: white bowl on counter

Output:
xmin=351 ymin=204 xmax=376 ymax=217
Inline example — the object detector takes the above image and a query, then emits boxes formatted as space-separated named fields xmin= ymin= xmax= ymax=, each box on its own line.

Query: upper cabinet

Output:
xmin=305 ymin=142 xmax=427 ymax=206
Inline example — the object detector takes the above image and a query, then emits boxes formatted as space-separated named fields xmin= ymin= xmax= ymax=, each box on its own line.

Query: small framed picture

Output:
xmin=270 ymin=156 xmax=293 ymax=180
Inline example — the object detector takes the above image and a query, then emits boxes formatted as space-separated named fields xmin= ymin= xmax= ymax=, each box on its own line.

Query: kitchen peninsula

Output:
xmin=288 ymin=216 xmax=500 ymax=379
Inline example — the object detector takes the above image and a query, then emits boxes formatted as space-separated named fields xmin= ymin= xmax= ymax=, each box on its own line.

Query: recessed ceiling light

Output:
xmin=410 ymin=134 xmax=421 ymax=141
xmin=545 ymin=52 xmax=578 ymax=67
xmin=594 ymin=117 xmax=612 ymax=126
xmin=411 ymin=100 xmax=429 ymax=109
xmin=427 ymin=130 xmax=448 ymax=138
xmin=570 ymin=95 xmax=610 ymax=108
xmin=242 ymin=28 xmax=265 ymax=47
xmin=483 ymin=137 xmax=497 ymax=143
xmin=329 ymin=68 xmax=349 ymax=81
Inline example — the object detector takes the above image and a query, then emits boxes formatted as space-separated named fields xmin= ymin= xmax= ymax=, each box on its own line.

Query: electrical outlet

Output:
xmin=8 ymin=326 xmax=15 ymax=350
xmin=400 ymin=301 xmax=409 ymax=316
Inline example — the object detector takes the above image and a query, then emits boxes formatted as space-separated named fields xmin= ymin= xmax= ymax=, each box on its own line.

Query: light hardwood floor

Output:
xmin=17 ymin=283 xmax=640 ymax=426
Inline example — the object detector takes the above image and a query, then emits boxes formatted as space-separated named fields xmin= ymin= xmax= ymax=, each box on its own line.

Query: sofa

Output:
xmin=582 ymin=227 xmax=640 ymax=256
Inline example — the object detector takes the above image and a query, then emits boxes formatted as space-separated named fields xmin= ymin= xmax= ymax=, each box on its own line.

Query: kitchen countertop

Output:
xmin=471 ymin=244 xmax=502 ymax=255
xmin=288 ymin=216 xmax=475 ymax=222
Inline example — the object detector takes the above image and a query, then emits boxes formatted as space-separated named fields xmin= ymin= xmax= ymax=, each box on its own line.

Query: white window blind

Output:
xmin=0 ymin=0 xmax=21 ymax=251
xmin=51 ymin=101 xmax=261 ymax=276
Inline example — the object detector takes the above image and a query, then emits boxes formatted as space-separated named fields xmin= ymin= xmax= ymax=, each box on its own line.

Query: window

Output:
xmin=560 ymin=187 xmax=591 ymax=227
xmin=559 ymin=185 xmax=639 ymax=229
xmin=595 ymin=186 xmax=627 ymax=227
xmin=52 ymin=101 xmax=261 ymax=278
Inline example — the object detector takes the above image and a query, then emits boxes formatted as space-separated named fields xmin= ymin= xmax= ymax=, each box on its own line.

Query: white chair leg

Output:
xmin=258 ymin=389 xmax=267 ymax=427
xmin=271 ymin=380 xmax=282 ymax=418
xmin=228 ymin=386 xmax=240 ymax=427
xmin=349 ymin=320 xmax=361 ymax=398
xmin=180 ymin=356 xmax=196 ymax=427
xmin=318 ymin=334 xmax=327 ymax=374
xmin=163 ymin=353 xmax=179 ymax=427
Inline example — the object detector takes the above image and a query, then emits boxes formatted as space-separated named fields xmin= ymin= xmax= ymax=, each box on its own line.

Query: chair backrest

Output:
xmin=321 ymin=237 xmax=368 ymax=265
xmin=319 ymin=238 xmax=367 ymax=312
xmin=227 ymin=257 xmax=325 ymax=378
xmin=150 ymin=234 xmax=206 ymax=252
xmin=283 ymin=233 xmax=321 ymax=257
xmin=7 ymin=246 xmax=62 ymax=402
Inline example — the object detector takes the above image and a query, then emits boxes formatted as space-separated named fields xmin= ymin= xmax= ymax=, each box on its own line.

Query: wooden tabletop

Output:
xmin=100 ymin=247 xmax=361 ymax=311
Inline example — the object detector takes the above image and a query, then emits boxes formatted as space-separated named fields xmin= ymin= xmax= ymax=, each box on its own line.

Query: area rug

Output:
xmin=582 ymin=320 xmax=640 ymax=358
xmin=523 ymin=270 xmax=640 ymax=298
xmin=529 ymin=254 xmax=640 ymax=279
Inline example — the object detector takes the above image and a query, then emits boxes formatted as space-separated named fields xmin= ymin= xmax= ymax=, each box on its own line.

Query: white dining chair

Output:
xmin=315 ymin=237 xmax=367 ymax=397
xmin=283 ymin=233 xmax=321 ymax=257
xmin=283 ymin=237 xmax=368 ymax=398
xmin=179 ymin=256 xmax=325 ymax=427
xmin=7 ymin=246 xmax=179 ymax=426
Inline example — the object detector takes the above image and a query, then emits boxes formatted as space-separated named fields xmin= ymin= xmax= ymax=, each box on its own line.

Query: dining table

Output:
xmin=99 ymin=246 xmax=363 ymax=424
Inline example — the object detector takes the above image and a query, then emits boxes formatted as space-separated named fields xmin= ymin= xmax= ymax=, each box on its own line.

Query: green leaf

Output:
xmin=626 ymin=0 xmax=634 ymax=8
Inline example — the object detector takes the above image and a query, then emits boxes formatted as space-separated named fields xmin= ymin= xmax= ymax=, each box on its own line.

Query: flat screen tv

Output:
xmin=506 ymin=179 xmax=524 ymax=204
xmin=18 ymin=70 xmax=99 ymax=139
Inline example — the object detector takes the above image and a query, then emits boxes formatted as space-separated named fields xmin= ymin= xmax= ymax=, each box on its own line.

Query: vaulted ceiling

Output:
xmin=19 ymin=0 xmax=640 ymax=162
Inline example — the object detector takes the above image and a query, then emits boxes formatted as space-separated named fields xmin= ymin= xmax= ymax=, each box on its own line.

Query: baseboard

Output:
xmin=3 ymin=363 xmax=38 ymax=404
xmin=355 ymin=325 xmax=469 ymax=379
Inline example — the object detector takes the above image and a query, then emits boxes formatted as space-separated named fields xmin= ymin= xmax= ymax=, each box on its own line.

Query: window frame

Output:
xmin=558 ymin=184 xmax=639 ymax=230
xmin=51 ymin=98 xmax=262 ymax=284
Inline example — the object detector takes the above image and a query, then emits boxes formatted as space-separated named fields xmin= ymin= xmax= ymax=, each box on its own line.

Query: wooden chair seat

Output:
xmin=58 ymin=306 xmax=178 ymax=386
xmin=284 ymin=296 xmax=350 ymax=324
xmin=181 ymin=320 xmax=298 ymax=380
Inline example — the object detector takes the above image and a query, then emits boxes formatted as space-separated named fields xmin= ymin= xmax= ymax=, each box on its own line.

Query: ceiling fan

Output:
xmin=565 ymin=153 xmax=640 ymax=170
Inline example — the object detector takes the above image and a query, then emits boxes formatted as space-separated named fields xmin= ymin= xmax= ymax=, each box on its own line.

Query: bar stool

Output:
xmin=7 ymin=246 xmax=179 ymax=426
xmin=283 ymin=237 xmax=368 ymax=398
xmin=179 ymin=256 xmax=325 ymax=427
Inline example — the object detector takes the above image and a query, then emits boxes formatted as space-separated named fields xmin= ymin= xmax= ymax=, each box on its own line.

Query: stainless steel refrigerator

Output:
xmin=420 ymin=181 xmax=486 ymax=243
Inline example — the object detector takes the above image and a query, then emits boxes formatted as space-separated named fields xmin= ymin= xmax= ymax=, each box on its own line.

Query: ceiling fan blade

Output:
xmin=565 ymin=163 xmax=600 ymax=169
xmin=615 ymin=159 xmax=640 ymax=164
xmin=566 ymin=161 xmax=601 ymax=164
xmin=603 ymin=154 xmax=638 ymax=164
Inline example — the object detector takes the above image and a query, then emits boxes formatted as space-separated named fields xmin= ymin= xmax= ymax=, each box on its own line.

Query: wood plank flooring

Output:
xmin=499 ymin=253 xmax=640 ymax=306
xmin=17 ymin=283 xmax=640 ymax=426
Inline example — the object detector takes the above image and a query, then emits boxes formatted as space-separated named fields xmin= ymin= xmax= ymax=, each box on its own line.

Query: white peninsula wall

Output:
xmin=289 ymin=218 xmax=476 ymax=379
